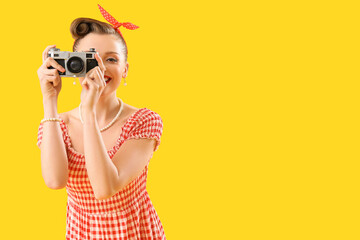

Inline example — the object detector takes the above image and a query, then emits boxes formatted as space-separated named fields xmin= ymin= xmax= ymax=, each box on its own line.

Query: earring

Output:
xmin=123 ymin=78 xmax=127 ymax=86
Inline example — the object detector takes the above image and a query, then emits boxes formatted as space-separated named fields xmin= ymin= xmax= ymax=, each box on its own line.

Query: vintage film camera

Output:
xmin=47 ymin=48 xmax=98 ymax=77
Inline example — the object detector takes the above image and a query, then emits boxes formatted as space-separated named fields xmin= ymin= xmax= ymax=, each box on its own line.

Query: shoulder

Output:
xmin=126 ymin=107 xmax=163 ymax=140
xmin=121 ymin=102 xmax=162 ymax=122
xmin=134 ymin=108 xmax=163 ymax=135
xmin=58 ymin=109 xmax=76 ymax=126
xmin=124 ymin=106 xmax=163 ymax=134
xmin=134 ymin=108 xmax=163 ymax=123
xmin=122 ymin=103 xmax=140 ymax=120
xmin=58 ymin=112 xmax=69 ymax=123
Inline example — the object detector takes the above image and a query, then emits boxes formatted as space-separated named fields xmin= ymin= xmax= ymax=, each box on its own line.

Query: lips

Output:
xmin=104 ymin=75 xmax=112 ymax=84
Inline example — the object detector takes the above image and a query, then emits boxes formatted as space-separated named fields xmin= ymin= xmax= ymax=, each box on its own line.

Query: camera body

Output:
xmin=47 ymin=48 xmax=98 ymax=77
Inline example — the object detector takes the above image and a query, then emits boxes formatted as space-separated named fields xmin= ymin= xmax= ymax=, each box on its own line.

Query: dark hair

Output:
xmin=70 ymin=18 xmax=128 ymax=62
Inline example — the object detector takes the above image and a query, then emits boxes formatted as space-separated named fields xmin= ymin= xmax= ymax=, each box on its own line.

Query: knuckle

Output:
xmin=45 ymin=57 xmax=52 ymax=64
xmin=38 ymin=69 xmax=45 ymax=77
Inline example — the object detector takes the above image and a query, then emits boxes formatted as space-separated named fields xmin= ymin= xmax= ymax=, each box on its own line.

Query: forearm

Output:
xmin=40 ymin=99 xmax=68 ymax=189
xmin=82 ymin=109 xmax=120 ymax=199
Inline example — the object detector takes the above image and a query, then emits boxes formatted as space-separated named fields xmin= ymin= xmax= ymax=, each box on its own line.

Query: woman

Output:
xmin=36 ymin=4 xmax=165 ymax=240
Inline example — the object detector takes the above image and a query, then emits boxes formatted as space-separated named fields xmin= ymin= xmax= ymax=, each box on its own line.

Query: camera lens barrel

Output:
xmin=67 ymin=56 xmax=84 ymax=73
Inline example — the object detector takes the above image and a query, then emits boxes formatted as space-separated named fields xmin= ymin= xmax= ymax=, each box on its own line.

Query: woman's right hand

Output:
xmin=37 ymin=45 xmax=66 ymax=101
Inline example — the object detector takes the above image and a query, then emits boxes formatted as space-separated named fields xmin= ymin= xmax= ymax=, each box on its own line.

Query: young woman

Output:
xmin=36 ymin=5 xmax=165 ymax=240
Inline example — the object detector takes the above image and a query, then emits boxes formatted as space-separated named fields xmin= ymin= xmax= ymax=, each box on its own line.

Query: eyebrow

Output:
xmin=105 ymin=51 xmax=120 ymax=55
xmin=85 ymin=49 xmax=120 ymax=55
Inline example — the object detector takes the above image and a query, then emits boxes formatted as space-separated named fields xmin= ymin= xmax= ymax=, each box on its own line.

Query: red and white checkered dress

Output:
xmin=37 ymin=108 xmax=166 ymax=240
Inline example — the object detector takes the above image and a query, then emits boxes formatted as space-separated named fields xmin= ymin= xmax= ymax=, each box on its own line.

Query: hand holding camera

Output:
xmin=37 ymin=45 xmax=66 ymax=102
xmin=37 ymin=45 xmax=100 ymax=104
xmin=80 ymin=52 xmax=107 ymax=114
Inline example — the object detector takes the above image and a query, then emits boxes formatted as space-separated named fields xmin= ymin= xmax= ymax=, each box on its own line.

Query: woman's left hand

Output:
xmin=80 ymin=52 xmax=107 ymax=112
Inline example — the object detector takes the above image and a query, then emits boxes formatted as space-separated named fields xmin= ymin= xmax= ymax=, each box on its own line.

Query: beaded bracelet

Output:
xmin=41 ymin=118 xmax=62 ymax=123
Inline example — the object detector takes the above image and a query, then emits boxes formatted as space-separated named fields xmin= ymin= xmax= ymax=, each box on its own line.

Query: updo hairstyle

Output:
xmin=70 ymin=18 xmax=128 ymax=62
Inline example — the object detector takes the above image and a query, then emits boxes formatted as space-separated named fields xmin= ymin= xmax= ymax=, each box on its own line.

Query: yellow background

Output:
xmin=0 ymin=0 xmax=358 ymax=239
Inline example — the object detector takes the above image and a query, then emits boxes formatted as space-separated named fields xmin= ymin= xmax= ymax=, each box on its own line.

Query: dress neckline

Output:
xmin=60 ymin=107 xmax=146 ymax=158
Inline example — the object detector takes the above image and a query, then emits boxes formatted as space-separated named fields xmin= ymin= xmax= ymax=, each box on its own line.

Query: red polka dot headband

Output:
xmin=73 ymin=4 xmax=139 ymax=53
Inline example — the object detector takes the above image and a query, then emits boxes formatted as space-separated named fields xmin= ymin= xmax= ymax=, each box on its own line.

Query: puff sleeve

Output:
xmin=126 ymin=110 xmax=164 ymax=152
xmin=37 ymin=122 xmax=44 ymax=148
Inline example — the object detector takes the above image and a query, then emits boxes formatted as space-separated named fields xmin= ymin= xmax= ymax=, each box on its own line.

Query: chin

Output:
xmin=103 ymin=83 xmax=120 ymax=94
xmin=109 ymin=80 xmax=121 ymax=88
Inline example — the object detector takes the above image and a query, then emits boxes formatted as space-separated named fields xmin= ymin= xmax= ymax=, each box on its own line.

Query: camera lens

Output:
xmin=67 ymin=57 xmax=84 ymax=73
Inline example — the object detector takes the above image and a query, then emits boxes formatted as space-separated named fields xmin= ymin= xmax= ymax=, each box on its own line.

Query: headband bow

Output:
xmin=97 ymin=4 xmax=139 ymax=52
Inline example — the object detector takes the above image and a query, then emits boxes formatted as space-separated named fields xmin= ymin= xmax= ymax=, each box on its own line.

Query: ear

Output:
xmin=122 ymin=62 xmax=129 ymax=78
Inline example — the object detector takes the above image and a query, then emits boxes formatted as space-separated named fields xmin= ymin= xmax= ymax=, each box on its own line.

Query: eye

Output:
xmin=106 ymin=58 xmax=118 ymax=63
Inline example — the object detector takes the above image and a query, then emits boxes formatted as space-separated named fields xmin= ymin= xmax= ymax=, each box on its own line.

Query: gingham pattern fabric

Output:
xmin=37 ymin=108 xmax=165 ymax=240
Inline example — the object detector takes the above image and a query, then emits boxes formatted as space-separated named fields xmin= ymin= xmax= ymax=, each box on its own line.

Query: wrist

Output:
xmin=43 ymin=99 xmax=58 ymax=118
xmin=82 ymin=108 xmax=96 ymax=122
xmin=43 ymin=96 xmax=57 ymax=104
